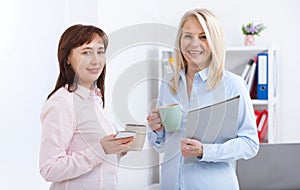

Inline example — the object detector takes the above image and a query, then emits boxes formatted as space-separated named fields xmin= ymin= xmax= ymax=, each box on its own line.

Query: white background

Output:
xmin=0 ymin=0 xmax=299 ymax=189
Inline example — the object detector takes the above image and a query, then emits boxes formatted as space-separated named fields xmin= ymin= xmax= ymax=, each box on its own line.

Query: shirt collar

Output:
xmin=74 ymin=85 xmax=94 ymax=100
xmin=179 ymin=69 xmax=186 ymax=81
xmin=198 ymin=67 xmax=209 ymax=82
xmin=179 ymin=67 xmax=209 ymax=82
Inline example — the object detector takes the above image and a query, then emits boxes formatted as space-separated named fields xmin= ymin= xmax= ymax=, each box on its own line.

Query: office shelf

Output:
xmin=225 ymin=45 xmax=279 ymax=143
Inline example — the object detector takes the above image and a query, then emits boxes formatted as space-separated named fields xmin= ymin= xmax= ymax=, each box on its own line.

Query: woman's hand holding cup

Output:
xmin=147 ymin=108 xmax=164 ymax=132
xmin=100 ymin=134 xmax=134 ymax=154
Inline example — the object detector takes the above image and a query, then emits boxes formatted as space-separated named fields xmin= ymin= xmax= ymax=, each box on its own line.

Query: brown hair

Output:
xmin=47 ymin=24 xmax=108 ymax=107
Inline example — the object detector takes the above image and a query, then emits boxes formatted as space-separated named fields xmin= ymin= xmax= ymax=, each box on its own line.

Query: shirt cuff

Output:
xmin=148 ymin=130 xmax=165 ymax=146
xmin=154 ymin=129 xmax=165 ymax=138
xmin=200 ymin=143 xmax=218 ymax=162
xmin=198 ymin=143 xmax=213 ymax=161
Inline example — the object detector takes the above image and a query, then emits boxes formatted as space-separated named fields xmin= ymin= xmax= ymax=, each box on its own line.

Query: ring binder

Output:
xmin=257 ymin=53 xmax=268 ymax=100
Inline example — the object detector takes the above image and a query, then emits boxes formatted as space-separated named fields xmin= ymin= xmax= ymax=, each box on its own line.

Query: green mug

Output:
xmin=158 ymin=104 xmax=182 ymax=132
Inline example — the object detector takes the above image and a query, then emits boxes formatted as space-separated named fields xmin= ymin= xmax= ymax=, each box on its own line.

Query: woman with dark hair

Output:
xmin=39 ymin=24 xmax=133 ymax=190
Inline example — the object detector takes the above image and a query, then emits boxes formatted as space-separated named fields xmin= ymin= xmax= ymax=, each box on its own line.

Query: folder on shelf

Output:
xmin=241 ymin=59 xmax=253 ymax=80
xmin=256 ymin=109 xmax=268 ymax=143
xmin=254 ymin=110 xmax=261 ymax=123
xmin=247 ymin=57 xmax=257 ymax=92
xmin=257 ymin=53 xmax=268 ymax=100
xmin=250 ymin=71 xmax=257 ymax=99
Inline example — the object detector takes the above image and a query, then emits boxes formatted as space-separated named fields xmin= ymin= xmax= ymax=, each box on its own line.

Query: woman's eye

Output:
xmin=184 ymin=34 xmax=192 ymax=38
xmin=98 ymin=51 xmax=105 ymax=55
xmin=83 ymin=51 xmax=91 ymax=55
xmin=199 ymin=35 xmax=207 ymax=40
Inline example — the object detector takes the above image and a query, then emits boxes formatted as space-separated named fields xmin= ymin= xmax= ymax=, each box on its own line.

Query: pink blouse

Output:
xmin=39 ymin=85 xmax=118 ymax=190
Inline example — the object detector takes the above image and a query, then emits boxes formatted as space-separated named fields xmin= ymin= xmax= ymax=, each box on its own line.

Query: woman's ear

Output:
xmin=66 ymin=59 xmax=71 ymax=66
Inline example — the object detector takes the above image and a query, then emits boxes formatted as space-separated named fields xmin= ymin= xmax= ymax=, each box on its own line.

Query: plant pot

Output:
xmin=244 ymin=35 xmax=255 ymax=46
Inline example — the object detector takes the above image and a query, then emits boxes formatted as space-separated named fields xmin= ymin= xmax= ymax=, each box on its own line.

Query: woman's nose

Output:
xmin=91 ymin=52 xmax=100 ymax=64
xmin=190 ymin=37 xmax=201 ymax=46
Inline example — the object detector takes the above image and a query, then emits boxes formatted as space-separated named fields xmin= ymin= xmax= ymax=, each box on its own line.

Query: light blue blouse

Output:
xmin=148 ymin=68 xmax=259 ymax=190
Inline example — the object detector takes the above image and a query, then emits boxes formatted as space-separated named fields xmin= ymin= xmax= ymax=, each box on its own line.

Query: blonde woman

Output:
xmin=147 ymin=8 xmax=259 ymax=189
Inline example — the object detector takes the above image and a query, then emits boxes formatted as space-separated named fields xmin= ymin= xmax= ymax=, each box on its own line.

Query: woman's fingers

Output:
xmin=180 ymin=138 xmax=203 ymax=157
xmin=149 ymin=117 xmax=161 ymax=127
xmin=100 ymin=135 xmax=133 ymax=154
xmin=115 ymin=136 xmax=134 ymax=144
xmin=147 ymin=109 xmax=163 ymax=131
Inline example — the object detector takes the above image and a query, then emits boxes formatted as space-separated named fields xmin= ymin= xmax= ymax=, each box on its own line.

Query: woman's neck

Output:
xmin=186 ymin=66 xmax=199 ymax=82
xmin=186 ymin=67 xmax=199 ymax=100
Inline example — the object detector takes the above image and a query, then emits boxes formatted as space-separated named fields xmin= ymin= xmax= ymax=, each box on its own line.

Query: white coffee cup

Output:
xmin=125 ymin=124 xmax=146 ymax=151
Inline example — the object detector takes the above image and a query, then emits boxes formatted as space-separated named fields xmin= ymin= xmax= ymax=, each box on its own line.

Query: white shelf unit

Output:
xmin=225 ymin=45 xmax=279 ymax=143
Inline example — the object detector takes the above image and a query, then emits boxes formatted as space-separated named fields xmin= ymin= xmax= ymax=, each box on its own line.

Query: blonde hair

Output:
xmin=170 ymin=8 xmax=225 ymax=93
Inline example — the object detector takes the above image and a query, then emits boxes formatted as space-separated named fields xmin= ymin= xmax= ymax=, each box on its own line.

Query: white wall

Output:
xmin=98 ymin=1 xmax=162 ymax=189
xmin=0 ymin=0 xmax=66 ymax=189
xmin=1 ymin=0 xmax=299 ymax=189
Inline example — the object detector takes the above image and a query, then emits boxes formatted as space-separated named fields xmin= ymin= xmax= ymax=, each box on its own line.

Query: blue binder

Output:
xmin=257 ymin=53 xmax=268 ymax=100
